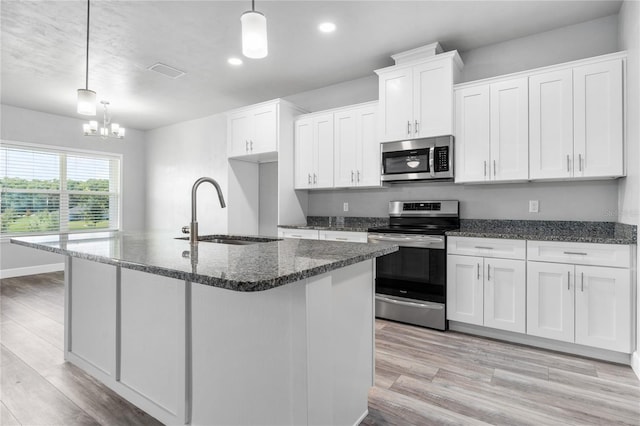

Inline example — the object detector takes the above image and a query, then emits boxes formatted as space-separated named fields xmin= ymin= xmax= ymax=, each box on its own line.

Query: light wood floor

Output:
xmin=2 ymin=273 xmax=639 ymax=425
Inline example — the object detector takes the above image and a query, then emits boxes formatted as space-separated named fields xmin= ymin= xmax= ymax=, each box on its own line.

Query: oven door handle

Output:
xmin=368 ymin=234 xmax=443 ymax=243
xmin=375 ymin=295 xmax=444 ymax=310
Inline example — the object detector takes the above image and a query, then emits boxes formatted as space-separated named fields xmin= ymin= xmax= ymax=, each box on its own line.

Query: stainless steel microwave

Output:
xmin=380 ymin=136 xmax=454 ymax=182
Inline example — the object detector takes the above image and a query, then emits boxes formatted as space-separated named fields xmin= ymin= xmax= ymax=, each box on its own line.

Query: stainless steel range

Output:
xmin=368 ymin=200 xmax=459 ymax=330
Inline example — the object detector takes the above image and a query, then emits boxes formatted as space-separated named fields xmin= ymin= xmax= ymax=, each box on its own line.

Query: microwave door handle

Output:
xmin=429 ymin=147 xmax=435 ymax=177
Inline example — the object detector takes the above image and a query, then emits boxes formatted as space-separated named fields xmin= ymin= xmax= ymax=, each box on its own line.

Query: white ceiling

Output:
xmin=1 ymin=0 xmax=623 ymax=131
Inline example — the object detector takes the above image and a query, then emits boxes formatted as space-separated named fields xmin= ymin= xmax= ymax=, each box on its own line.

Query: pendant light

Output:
xmin=77 ymin=0 xmax=96 ymax=115
xmin=241 ymin=0 xmax=268 ymax=59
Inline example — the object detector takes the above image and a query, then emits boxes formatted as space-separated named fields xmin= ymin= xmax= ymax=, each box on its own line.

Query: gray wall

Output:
xmin=144 ymin=114 xmax=228 ymax=235
xmin=287 ymin=14 xmax=622 ymax=221
xmin=259 ymin=162 xmax=278 ymax=236
xmin=0 ymin=104 xmax=147 ymax=271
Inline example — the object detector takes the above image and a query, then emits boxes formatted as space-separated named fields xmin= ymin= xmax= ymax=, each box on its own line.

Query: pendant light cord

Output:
xmin=85 ymin=0 xmax=90 ymax=90
xmin=252 ymin=0 xmax=255 ymax=11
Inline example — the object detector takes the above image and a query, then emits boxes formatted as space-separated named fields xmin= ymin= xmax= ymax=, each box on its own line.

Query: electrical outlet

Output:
xmin=529 ymin=200 xmax=539 ymax=213
xmin=343 ymin=202 xmax=349 ymax=212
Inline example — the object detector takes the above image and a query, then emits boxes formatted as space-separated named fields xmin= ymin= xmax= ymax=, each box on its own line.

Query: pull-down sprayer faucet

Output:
xmin=188 ymin=177 xmax=226 ymax=244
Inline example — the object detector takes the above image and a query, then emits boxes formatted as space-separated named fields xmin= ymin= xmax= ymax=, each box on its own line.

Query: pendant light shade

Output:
xmin=77 ymin=88 xmax=97 ymax=115
xmin=241 ymin=2 xmax=267 ymax=59
xmin=77 ymin=0 xmax=96 ymax=116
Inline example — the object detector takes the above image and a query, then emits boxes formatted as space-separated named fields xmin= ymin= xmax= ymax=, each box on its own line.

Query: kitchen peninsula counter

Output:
xmin=11 ymin=232 xmax=396 ymax=425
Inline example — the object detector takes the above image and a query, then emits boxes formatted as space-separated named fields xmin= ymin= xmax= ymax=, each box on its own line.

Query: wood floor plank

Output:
xmin=369 ymin=386 xmax=491 ymax=426
xmin=390 ymin=374 xmax=567 ymax=426
xmin=1 ymin=345 xmax=98 ymax=426
xmin=1 ymin=296 xmax=65 ymax=350
xmin=0 ymin=320 xmax=65 ymax=374
xmin=549 ymin=367 xmax=640 ymax=403
xmin=43 ymin=362 xmax=163 ymax=426
xmin=492 ymin=368 xmax=640 ymax=425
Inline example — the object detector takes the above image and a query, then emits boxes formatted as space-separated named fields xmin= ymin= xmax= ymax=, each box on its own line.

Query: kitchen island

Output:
xmin=11 ymin=232 xmax=397 ymax=426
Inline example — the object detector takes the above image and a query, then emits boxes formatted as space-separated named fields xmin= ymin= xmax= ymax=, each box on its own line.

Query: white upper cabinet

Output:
xmin=454 ymin=78 xmax=528 ymax=183
xmin=334 ymin=103 xmax=380 ymax=188
xmin=529 ymin=57 xmax=624 ymax=180
xmin=490 ymin=78 xmax=529 ymax=181
xmin=529 ymin=69 xmax=574 ymax=179
xmin=228 ymin=101 xmax=278 ymax=160
xmin=573 ymin=59 xmax=623 ymax=178
xmin=376 ymin=52 xmax=463 ymax=142
xmin=294 ymin=113 xmax=334 ymax=189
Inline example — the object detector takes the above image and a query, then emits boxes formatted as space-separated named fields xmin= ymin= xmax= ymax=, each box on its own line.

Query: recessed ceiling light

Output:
xmin=228 ymin=57 xmax=243 ymax=66
xmin=318 ymin=22 xmax=336 ymax=33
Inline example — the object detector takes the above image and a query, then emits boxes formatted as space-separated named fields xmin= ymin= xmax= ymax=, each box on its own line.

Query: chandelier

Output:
xmin=83 ymin=101 xmax=125 ymax=139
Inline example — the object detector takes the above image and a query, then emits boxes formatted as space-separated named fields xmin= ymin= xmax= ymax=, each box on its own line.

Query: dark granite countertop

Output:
xmin=279 ymin=216 xmax=388 ymax=233
xmin=446 ymin=220 xmax=637 ymax=245
xmin=11 ymin=232 xmax=397 ymax=292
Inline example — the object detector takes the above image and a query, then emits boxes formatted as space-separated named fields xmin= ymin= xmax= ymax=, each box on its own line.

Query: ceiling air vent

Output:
xmin=147 ymin=63 xmax=186 ymax=79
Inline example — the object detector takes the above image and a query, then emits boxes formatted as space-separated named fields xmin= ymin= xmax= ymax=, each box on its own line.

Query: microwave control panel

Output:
xmin=434 ymin=147 xmax=449 ymax=172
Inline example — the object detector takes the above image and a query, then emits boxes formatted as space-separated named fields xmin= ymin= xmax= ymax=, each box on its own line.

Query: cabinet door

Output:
xmin=574 ymin=265 xmax=631 ymax=352
xmin=413 ymin=58 xmax=453 ymax=138
xmin=483 ymin=258 xmax=526 ymax=333
xmin=357 ymin=105 xmax=380 ymax=187
xmin=490 ymin=78 xmax=528 ymax=181
xmin=529 ymin=69 xmax=573 ymax=179
xmin=228 ymin=111 xmax=252 ymax=157
xmin=313 ymin=114 xmax=334 ymax=188
xmin=454 ymin=85 xmax=490 ymax=183
xmin=447 ymin=255 xmax=484 ymax=326
xmin=294 ymin=118 xmax=313 ymax=189
xmin=251 ymin=103 xmax=278 ymax=154
xmin=378 ymin=68 xmax=414 ymax=142
xmin=573 ymin=59 xmax=623 ymax=178
xmin=333 ymin=109 xmax=358 ymax=188
xmin=526 ymin=262 xmax=574 ymax=343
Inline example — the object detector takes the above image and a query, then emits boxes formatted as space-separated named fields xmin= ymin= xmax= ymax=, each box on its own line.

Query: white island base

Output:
xmin=64 ymin=256 xmax=375 ymax=425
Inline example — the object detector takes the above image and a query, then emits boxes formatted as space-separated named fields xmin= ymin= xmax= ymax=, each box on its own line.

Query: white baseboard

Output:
xmin=0 ymin=263 xmax=64 ymax=279
xmin=632 ymin=351 xmax=640 ymax=381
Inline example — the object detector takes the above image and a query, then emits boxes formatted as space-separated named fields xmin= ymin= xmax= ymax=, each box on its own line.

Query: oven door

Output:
xmin=369 ymin=233 xmax=447 ymax=329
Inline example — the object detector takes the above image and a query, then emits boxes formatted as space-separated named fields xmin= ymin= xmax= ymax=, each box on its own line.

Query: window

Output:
xmin=0 ymin=141 xmax=121 ymax=236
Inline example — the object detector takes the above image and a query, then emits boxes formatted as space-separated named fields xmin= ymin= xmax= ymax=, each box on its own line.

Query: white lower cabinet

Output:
xmin=318 ymin=230 xmax=367 ymax=243
xmin=277 ymin=228 xmax=319 ymax=240
xmin=447 ymin=238 xmax=526 ymax=333
xmin=527 ymin=260 xmax=632 ymax=353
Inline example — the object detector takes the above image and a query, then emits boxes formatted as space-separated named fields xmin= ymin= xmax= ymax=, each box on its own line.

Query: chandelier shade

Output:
xmin=241 ymin=1 xmax=268 ymax=59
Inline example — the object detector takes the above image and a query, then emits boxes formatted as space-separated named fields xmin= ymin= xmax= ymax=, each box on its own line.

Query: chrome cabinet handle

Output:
xmin=475 ymin=246 xmax=494 ymax=250
xmin=563 ymin=251 xmax=587 ymax=256
xmin=578 ymin=154 xmax=583 ymax=172
xmin=493 ymin=160 xmax=496 ymax=177
xmin=487 ymin=264 xmax=491 ymax=281
xmin=308 ymin=173 xmax=312 ymax=184
xmin=415 ymin=120 xmax=419 ymax=134
xmin=477 ymin=263 xmax=480 ymax=280
xmin=291 ymin=234 xmax=302 ymax=238
xmin=357 ymin=170 xmax=360 ymax=182
xmin=407 ymin=121 xmax=411 ymax=136
xmin=484 ymin=161 xmax=487 ymax=177
xmin=581 ymin=272 xmax=584 ymax=292
xmin=567 ymin=271 xmax=570 ymax=290
xmin=313 ymin=173 xmax=317 ymax=184
xmin=567 ymin=155 xmax=570 ymax=172
xmin=335 ymin=237 xmax=348 ymax=241
xmin=245 ymin=140 xmax=249 ymax=152
xmin=250 ymin=140 xmax=254 ymax=151
xmin=429 ymin=148 xmax=435 ymax=177
xmin=351 ymin=170 xmax=354 ymax=183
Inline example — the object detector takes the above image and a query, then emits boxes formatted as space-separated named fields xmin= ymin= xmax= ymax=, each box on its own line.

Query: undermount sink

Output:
xmin=176 ymin=235 xmax=282 ymax=245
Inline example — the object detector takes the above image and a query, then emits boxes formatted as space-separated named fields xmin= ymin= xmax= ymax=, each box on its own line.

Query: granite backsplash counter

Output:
xmin=279 ymin=216 xmax=388 ymax=233
xmin=11 ymin=232 xmax=397 ymax=292
xmin=447 ymin=220 xmax=637 ymax=245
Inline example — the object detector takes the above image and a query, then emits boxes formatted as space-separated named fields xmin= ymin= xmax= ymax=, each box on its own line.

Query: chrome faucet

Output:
xmin=188 ymin=177 xmax=226 ymax=244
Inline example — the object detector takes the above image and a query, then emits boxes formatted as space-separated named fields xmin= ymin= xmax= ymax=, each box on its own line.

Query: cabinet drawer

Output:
xmin=447 ymin=237 xmax=526 ymax=260
xmin=277 ymin=228 xmax=319 ymax=240
xmin=318 ymin=230 xmax=367 ymax=243
xmin=527 ymin=240 xmax=631 ymax=268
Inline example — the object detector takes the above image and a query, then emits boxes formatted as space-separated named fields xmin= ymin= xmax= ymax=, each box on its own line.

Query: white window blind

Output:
xmin=0 ymin=142 xmax=121 ymax=236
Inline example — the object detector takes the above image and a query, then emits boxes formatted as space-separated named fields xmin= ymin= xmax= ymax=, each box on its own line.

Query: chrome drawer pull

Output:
xmin=335 ymin=237 xmax=348 ymax=241
xmin=567 ymin=271 xmax=570 ymax=290
xmin=475 ymin=246 xmax=494 ymax=250
xmin=477 ymin=263 xmax=480 ymax=280
xmin=581 ymin=272 xmax=584 ymax=292
xmin=563 ymin=251 xmax=587 ymax=256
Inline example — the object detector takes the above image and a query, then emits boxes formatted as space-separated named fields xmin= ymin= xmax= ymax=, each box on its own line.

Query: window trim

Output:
xmin=1 ymin=139 xmax=123 ymax=239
